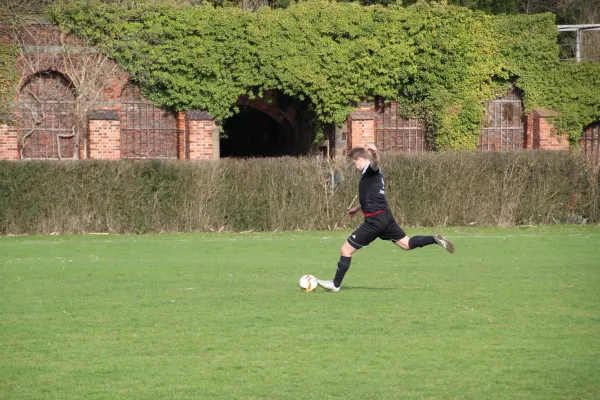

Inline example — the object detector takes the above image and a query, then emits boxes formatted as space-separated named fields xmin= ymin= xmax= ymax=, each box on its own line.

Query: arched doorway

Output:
xmin=221 ymin=106 xmax=293 ymax=157
xmin=220 ymin=91 xmax=315 ymax=158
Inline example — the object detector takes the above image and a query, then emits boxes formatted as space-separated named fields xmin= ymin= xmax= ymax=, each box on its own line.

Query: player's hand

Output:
xmin=366 ymin=144 xmax=377 ymax=154
xmin=347 ymin=204 xmax=360 ymax=217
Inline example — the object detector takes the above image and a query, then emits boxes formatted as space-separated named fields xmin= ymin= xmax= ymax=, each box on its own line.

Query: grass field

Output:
xmin=1 ymin=226 xmax=599 ymax=399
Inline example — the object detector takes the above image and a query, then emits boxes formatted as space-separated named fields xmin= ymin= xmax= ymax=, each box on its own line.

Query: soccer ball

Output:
xmin=299 ymin=274 xmax=318 ymax=292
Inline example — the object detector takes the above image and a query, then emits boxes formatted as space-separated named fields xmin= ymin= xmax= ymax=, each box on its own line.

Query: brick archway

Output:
xmin=17 ymin=71 xmax=77 ymax=159
xmin=221 ymin=91 xmax=314 ymax=157
xmin=235 ymin=91 xmax=300 ymax=140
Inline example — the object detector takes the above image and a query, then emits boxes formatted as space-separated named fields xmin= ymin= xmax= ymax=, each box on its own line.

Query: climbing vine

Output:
xmin=45 ymin=0 xmax=600 ymax=149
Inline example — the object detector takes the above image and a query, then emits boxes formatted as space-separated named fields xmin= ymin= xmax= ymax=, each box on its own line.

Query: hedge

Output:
xmin=1 ymin=151 xmax=598 ymax=234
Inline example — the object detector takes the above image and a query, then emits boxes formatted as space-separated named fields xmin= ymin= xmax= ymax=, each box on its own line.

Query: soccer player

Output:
xmin=317 ymin=144 xmax=455 ymax=292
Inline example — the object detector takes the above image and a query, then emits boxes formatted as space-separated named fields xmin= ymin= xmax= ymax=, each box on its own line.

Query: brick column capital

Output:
xmin=88 ymin=109 xmax=119 ymax=121
xmin=349 ymin=102 xmax=375 ymax=121
xmin=186 ymin=110 xmax=214 ymax=121
xmin=532 ymin=108 xmax=559 ymax=118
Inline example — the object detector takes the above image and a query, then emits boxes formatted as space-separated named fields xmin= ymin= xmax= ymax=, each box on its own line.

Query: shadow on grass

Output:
xmin=342 ymin=286 xmax=425 ymax=291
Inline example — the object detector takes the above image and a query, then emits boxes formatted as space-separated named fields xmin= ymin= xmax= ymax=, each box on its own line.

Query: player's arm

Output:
xmin=347 ymin=203 xmax=361 ymax=217
xmin=366 ymin=144 xmax=380 ymax=170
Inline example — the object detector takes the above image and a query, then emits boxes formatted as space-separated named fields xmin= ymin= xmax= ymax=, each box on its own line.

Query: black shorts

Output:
xmin=347 ymin=210 xmax=406 ymax=249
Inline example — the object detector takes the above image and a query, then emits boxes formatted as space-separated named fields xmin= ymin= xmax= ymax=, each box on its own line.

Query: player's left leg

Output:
xmin=382 ymin=218 xmax=455 ymax=253
xmin=393 ymin=234 xmax=455 ymax=253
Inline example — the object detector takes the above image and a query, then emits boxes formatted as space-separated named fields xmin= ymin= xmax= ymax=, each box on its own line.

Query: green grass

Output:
xmin=1 ymin=226 xmax=599 ymax=399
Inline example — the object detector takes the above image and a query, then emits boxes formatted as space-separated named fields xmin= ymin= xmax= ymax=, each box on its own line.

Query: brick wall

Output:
xmin=1 ymin=22 xmax=578 ymax=160
xmin=2 ymin=21 xmax=130 ymax=161
xmin=0 ymin=124 xmax=19 ymax=160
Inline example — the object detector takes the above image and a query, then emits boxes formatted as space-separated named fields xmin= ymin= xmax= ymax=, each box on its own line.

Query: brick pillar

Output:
xmin=529 ymin=108 xmax=569 ymax=151
xmin=88 ymin=109 xmax=121 ymax=160
xmin=346 ymin=102 xmax=375 ymax=151
xmin=186 ymin=110 xmax=219 ymax=160
xmin=524 ymin=113 xmax=534 ymax=149
xmin=0 ymin=124 xmax=19 ymax=160
xmin=176 ymin=112 xmax=186 ymax=159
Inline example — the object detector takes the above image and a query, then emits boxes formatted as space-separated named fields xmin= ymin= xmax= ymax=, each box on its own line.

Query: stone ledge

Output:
xmin=186 ymin=110 xmax=214 ymax=121
xmin=88 ymin=110 xmax=119 ymax=121
xmin=350 ymin=110 xmax=374 ymax=120
xmin=533 ymin=108 xmax=559 ymax=118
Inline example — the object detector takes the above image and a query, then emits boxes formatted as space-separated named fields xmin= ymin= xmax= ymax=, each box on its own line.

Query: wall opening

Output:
xmin=220 ymin=106 xmax=293 ymax=157
xmin=221 ymin=91 xmax=316 ymax=158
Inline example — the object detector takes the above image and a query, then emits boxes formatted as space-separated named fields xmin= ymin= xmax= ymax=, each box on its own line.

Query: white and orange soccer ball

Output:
xmin=298 ymin=274 xmax=318 ymax=292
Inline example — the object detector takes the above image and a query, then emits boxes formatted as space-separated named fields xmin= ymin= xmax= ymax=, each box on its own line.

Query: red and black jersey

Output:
xmin=358 ymin=164 xmax=389 ymax=214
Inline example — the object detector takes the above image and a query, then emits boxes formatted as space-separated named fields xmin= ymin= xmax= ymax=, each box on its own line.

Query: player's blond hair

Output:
xmin=348 ymin=147 xmax=371 ymax=161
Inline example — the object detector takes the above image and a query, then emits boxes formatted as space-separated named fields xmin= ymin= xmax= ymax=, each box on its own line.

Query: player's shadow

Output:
xmin=343 ymin=286 xmax=425 ymax=291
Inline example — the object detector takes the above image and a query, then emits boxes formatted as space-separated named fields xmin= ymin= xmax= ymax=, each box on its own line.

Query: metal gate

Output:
xmin=581 ymin=122 xmax=600 ymax=160
xmin=120 ymin=84 xmax=177 ymax=159
xmin=478 ymin=87 xmax=524 ymax=151
xmin=374 ymin=100 xmax=428 ymax=152
xmin=18 ymin=71 xmax=76 ymax=159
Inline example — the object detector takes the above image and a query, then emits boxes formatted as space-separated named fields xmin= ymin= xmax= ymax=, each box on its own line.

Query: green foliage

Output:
xmin=49 ymin=0 xmax=599 ymax=148
xmin=494 ymin=13 xmax=600 ymax=142
xmin=1 ymin=152 xmax=598 ymax=234
xmin=539 ymin=61 xmax=600 ymax=139
xmin=0 ymin=43 xmax=18 ymax=124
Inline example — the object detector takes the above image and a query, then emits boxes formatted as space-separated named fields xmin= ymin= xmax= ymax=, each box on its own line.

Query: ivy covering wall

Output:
xmin=0 ymin=43 xmax=18 ymax=124
xmin=0 ymin=0 xmax=588 ymax=149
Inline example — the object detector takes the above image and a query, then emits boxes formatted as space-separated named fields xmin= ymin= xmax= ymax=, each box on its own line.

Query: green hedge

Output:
xmin=1 ymin=152 xmax=598 ymax=234
xmin=45 ymin=0 xmax=600 ymax=149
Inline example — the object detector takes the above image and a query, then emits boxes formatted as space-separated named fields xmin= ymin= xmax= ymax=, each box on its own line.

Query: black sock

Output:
xmin=333 ymin=256 xmax=351 ymax=287
xmin=408 ymin=236 xmax=436 ymax=249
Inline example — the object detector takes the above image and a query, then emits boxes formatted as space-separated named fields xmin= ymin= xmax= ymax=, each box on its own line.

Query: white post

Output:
xmin=576 ymin=28 xmax=581 ymax=62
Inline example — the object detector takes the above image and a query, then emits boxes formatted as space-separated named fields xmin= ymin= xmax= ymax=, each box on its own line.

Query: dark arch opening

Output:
xmin=220 ymin=106 xmax=295 ymax=158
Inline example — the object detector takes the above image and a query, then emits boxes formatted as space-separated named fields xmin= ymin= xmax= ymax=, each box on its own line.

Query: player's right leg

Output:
xmin=317 ymin=240 xmax=356 ymax=292
xmin=318 ymin=222 xmax=379 ymax=292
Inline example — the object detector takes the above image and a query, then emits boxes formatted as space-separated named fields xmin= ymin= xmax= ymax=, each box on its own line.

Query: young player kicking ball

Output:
xmin=317 ymin=144 xmax=455 ymax=292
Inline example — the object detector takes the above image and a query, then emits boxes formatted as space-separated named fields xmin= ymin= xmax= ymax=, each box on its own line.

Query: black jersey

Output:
xmin=359 ymin=164 xmax=389 ymax=214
